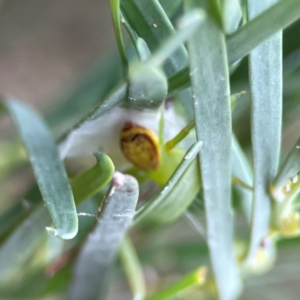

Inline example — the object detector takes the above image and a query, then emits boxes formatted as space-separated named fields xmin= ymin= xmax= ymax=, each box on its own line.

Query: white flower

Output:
xmin=59 ymin=104 xmax=189 ymax=175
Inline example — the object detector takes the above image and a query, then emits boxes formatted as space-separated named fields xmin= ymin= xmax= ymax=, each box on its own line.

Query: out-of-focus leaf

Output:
xmin=220 ymin=0 xmax=242 ymax=34
xmin=246 ymin=0 xmax=282 ymax=261
xmin=121 ymin=0 xmax=196 ymax=116
xmin=110 ymin=0 xmax=128 ymax=71
xmin=121 ymin=0 xmax=187 ymax=77
xmin=159 ymin=0 xmax=181 ymax=18
xmin=272 ymin=137 xmax=300 ymax=190
xmin=2 ymin=97 xmax=78 ymax=240
xmin=119 ymin=236 xmax=146 ymax=300
xmin=228 ymin=0 xmax=300 ymax=64
xmin=0 ymin=206 xmax=50 ymax=283
xmin=0 ymin=140 xmax=27 ymax=180
xmin=0 ymin=151 xmax=113 ymax=241
xmin=0 ymin=152 xmax=114 ymax=236
xmin=186 ymin=1 xmax=241 ymax=299
xmin=134 ymin=141 xmax=202 ymax=225
xmin=168 ymin=0 xmax=300 ymax=92
xmin=145 ymin=267 xmax=207 ymax=300
xmin=70 ymin=172 xmax=138 ymax=300
xmin=0 ymin=153 xmax=113 ymax=280
xmin=232 ymin=135 xmax=253 ymax=222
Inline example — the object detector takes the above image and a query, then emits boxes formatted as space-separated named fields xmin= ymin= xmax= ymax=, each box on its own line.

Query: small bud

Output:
xmin=279 ymin=211 xmax=300 ymax=237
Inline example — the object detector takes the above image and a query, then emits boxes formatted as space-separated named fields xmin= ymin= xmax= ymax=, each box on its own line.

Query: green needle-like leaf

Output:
xmin=0 ymin=156 xmax=114 ymax=282
xmin=2 ymin=97 xmax=78 ymax=240
xmin=232 ymin=135 xmax=253 ymax=222
xmin=110 ymin=0 xmax=128 ymax=71
xmin=227 ymin=0 xmax=300 ymax=65
xmin=121 ymin=0 xmax=197 ymax=116
xmin=121 ymin=0 xmax=187 ymax=76
xmin=186 ymin=1 xmax=241 ymax=299
xmin=62 ymin=10 xmax=204 ymax=134
xmin=134 ymin=141 xmax=202 ymax=225
xmin=70 ymin=173 xmax=139 ymax=300
xmin=145 ymin=267 xmax=207 ymax=300
xmin=246 ymin=0 xmax=282 ymax=261
xmin=0 ymin=152 xmax=113 ymax=238
xmin=168 ymin=0 xmax=300 ymax=92
xmin=272 ymin=137 xmax=300 ymax=190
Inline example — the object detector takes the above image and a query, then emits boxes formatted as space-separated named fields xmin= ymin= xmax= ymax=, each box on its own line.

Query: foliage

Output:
xmin=1 ymin=0 xmax=300 ymax=299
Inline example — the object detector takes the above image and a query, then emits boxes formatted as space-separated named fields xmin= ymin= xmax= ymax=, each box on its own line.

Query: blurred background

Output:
xmin=0 ymin=0 xmax=115 ymax=110
xmin=1 ymin=1 xmax=300 ymax=299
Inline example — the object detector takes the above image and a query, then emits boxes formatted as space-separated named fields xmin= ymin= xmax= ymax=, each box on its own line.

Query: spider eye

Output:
xmin=120 ymin=122 xmax=160 ymax=171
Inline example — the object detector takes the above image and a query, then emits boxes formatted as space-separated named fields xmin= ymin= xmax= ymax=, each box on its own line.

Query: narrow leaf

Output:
xmin=0 ymin=152 xmax=113 ymax=238
xmin=2 ymin=97 xmax=78 ymax=240
xmin=120 ymin=0 xmax=188 ymax=76
xmin=70 ymin=172 xmax=139 ymax=300
xmin=186 ymin=1 xmax=241 ymax=299
xmin=227 ymin=0 xmax=300 ymax=64
xmin=0 ymin=207 xmax=50 ymax=282
xmin=232 ymin=135 xmax=253 ymax=222
xmin=0 ymin=153 xmax=114 ymax=281
xmin=61 ymin=11 xmax=204 ymax=139
xmin=246 ymin=0 xmax=282 ymax=261
xmin=145 ymin=267 xmax=207 ymax=300
xmin=110 ymin=0 xmax=128 ymax=71
xmin=168 ymin=0 xmax=300 ymax=92
xmin=134 ymin=141 xmax=202 ymax=225
xmin=123 ymin=10 xmax=204 ymax=111
xmin=272 ymin=137 xmax=300 ymax=190
xmin=120 ymin=0 xmax=194 ymax=115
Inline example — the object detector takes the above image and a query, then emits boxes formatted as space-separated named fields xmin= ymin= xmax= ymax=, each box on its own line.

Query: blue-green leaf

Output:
xmin=185 ymin=1 xmax=241 ymax=299
xmin=70 ymin=172 xmax=139 ymax=300
xmin=246 ymin=0 xmax=282 ymax=261
xmin=168 ymin=0 xmax=300 ymax=92
xmin=220 ymin=0 xmax=242 ymax=34
xmin=0 ymin=206 xmax=50 ymax=283
xmin=134 ymin=141 xmax=202 ymax=225
xmin=227 ymin=0 xmax=300 ymax=64
xmin=2 ymin=97 xmax=78 ymax=240
xmin=120 ymin=0 xmax=188 ymax=77
xmin=110 ymin=0 xmax=128 ymax=71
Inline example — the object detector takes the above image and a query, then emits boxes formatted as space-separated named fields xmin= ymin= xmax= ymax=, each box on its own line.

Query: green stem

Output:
xmin=165 ymin=120 xmax=195 ymax=152
xmin=119 ymin=236 xmax=146 ymax=300
xmin=145 ymin=267 xmax=207 ymax=300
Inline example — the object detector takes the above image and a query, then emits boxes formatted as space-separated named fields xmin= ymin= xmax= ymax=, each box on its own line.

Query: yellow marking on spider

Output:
xmin=120 ymin=122 xmax=161 ymax=172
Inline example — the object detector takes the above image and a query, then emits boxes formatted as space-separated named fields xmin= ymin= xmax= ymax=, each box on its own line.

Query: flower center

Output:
xmin=120 ymin=122 xmax=160 ymax=172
